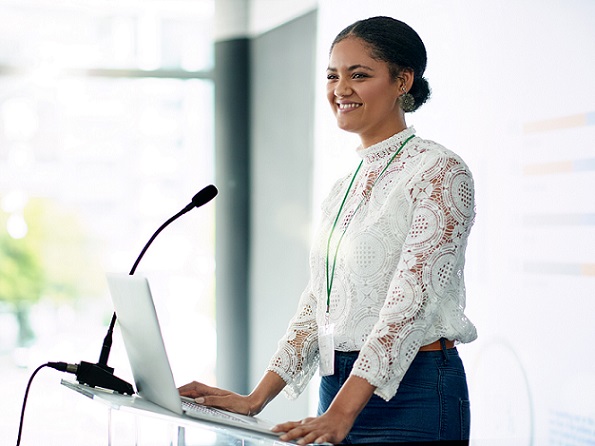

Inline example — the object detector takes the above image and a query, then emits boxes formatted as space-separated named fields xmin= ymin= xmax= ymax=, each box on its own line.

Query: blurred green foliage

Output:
xmin=0 ymin=196 xmax=103 ymax=346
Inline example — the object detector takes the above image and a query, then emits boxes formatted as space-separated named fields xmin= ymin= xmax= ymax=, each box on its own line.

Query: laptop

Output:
xmin=105 ymin=273 xmax=280 ymax=438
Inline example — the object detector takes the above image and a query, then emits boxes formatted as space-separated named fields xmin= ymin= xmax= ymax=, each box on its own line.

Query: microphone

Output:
xmin=72 ymin=185 xmax=218 ymax=394
xmin=181 ymin=184 xmax=219 ymax=215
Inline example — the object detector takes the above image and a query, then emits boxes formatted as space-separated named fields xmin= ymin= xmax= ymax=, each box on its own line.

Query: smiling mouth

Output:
xmin=337 ymin=102 xmax=362 ymax=111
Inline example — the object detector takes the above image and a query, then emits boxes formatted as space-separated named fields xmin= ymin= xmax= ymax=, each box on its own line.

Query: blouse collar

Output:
xmin=356 ymin=127 xmax=416 ymax=164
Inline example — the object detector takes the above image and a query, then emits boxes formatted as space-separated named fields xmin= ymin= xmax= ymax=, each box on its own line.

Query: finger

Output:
xmin=178 ymin=381 xmax=209 ymax=396
xmin=313 ymin=434 xmax=332 ymax=445
xmin=179 ymin=382 xmax=227 ymax=399
xmin=277 ymin=417 xmax=315 ymax=428
xmin=297 ymin=431 xmax=326 ymax=446
xmin=279 ymin=424 xmax=315 ymax=442
xmin=177 ymin=382 xmax=195 ymax=393
xmin=196 ymin=395 xmax=229 ymax=409
xmin=300 ymin=428 xmax=338 ymax=446
xmin=179 ymin=387 xmax=198 ymax=397
xmin=272 ymin=420 xmax=303 ymax=433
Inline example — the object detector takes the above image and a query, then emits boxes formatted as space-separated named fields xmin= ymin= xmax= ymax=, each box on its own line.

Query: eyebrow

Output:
xmin=326 ymin=64 xmax=375 ymax=72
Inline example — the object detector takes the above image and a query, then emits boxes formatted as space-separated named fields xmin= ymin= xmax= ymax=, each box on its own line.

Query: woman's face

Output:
xmin=326 ymin=37 xmax=405 ymax=147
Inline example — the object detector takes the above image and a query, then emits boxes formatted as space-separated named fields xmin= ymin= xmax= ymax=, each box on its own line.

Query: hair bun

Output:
xmin=408 ymin=76 xmax=431 ymax=112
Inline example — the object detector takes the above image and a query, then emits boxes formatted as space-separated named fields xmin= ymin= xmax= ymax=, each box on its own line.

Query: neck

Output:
xmin=359 ymin=115 xmax=407 ymax=148
xmin=359 ymin=125 xmax=407 ymax=148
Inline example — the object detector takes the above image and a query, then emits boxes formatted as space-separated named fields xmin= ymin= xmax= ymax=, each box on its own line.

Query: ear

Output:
xmin=397 ymin=68 xmax=415 ymax=93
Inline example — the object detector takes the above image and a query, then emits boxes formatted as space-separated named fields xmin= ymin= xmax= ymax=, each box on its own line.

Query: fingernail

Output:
xmin=195 ymin=397 xmax=205 ymax=404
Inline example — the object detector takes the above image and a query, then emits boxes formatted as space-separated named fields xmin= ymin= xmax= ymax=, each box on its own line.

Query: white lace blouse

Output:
xmin=267 ymin=127 xmax=477 ymax=401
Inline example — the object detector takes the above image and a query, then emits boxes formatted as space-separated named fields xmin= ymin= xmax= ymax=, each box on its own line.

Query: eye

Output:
xmin=326 ymin=73 xmax=338 ymax=80
xmin=352 ymin=72 xmax=369 ymax=79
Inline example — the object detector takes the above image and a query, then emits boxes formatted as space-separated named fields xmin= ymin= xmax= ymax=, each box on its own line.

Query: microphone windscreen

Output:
xmin=191 ymin=184 xmax=218 ymax=208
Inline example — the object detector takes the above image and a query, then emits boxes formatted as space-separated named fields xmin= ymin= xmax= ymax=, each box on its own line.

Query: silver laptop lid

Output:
xmin=106 ymin=273 xmax=183 ymax=415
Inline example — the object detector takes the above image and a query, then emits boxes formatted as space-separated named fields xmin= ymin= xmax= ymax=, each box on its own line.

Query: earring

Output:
xmin=398 ymin=87 xmax=415 ymax=112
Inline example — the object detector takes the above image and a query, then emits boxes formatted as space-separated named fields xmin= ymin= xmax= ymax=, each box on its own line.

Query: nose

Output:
xmin=334 ymin=78 xmax=352 ymax=98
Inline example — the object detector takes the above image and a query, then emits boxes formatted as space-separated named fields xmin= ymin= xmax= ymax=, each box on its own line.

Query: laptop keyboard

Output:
xmin=182 ymin=399 xmax=251 ymax=425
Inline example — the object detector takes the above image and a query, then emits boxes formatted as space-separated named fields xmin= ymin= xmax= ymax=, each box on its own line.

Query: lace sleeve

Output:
xmin=351 ymin=151 xmax=475 ymax=401
xmin=266 ymin=282 xmax=320 ymax=400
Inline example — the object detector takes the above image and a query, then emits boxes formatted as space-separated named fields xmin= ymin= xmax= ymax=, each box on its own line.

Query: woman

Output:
xmin=180 ymin=16 xmax=477 ymax=445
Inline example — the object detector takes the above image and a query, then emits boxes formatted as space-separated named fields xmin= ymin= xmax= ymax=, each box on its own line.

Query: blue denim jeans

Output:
xmin=318 ymin=344 xmax=470 ymax=444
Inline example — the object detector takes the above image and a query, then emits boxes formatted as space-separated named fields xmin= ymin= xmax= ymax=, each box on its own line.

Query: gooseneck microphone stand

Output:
xmin=73 ymin=184 xmax=218 ymax=394
xmin=16 ymin=185 xmax=218 ymax=446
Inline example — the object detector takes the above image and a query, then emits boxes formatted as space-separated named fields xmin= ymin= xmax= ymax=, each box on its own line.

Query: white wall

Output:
xmin=215 ymin=0 xmax=249 ymax=40
xmin=249 ymin=0 xmax=317 ymax=35
xmin=315 ymin=1 xmax=595 ymax=444
xmin=215 ymin=0 xmax=317 ymax=39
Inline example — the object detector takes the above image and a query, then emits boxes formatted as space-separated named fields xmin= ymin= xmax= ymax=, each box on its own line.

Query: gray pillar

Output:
xmin=214 ymin=37 xmax=251 ymax=394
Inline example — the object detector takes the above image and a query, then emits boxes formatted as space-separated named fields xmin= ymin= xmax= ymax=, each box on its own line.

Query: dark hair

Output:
xmin=331 ymin=16 xmax=431 ymax=112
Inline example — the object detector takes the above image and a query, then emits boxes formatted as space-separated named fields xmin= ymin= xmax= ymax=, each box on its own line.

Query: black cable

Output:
xmin=16 ymin=361 xmax=75 ymax=446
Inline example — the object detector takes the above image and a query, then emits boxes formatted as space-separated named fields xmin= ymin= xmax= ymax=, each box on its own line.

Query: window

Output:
xmin=0 ymin=1 xmax=215 ymax=442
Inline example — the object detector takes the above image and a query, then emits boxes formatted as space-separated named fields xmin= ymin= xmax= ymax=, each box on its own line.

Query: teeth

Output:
xmin=338 ymin=103 xmax=361 ymax=110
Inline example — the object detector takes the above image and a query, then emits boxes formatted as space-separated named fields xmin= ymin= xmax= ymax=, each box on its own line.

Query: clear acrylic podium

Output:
xmin=61 ymin=380 xmax=289 ymax=446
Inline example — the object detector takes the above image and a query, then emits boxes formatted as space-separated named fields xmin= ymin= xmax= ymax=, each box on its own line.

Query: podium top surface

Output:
xmin=61 ymin=380 xmax=291 ymax=445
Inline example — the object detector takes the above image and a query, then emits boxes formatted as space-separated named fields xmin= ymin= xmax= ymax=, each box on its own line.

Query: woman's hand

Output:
xmin=272 ymin=375 xmax=374 ymax=444
xmin=178 ymin=372 xmax=286 ymax=417
xmin=178 ymin=381 xmax=257 ymax=416
xmin=272 ymin=410 xmax=355 ymax=445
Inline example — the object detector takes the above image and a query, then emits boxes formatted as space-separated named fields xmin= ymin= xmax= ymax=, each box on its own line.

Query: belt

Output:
xmin=419 ymin=338 xmax=455 ymax=352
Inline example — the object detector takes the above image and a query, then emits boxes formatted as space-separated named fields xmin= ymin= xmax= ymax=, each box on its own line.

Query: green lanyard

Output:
xmin=325 ymin=134 xmax=415 ymax=314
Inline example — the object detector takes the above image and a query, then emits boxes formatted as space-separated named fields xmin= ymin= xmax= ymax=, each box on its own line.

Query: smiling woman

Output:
xmin=180 ymin=16 xmax=476 ymax=445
